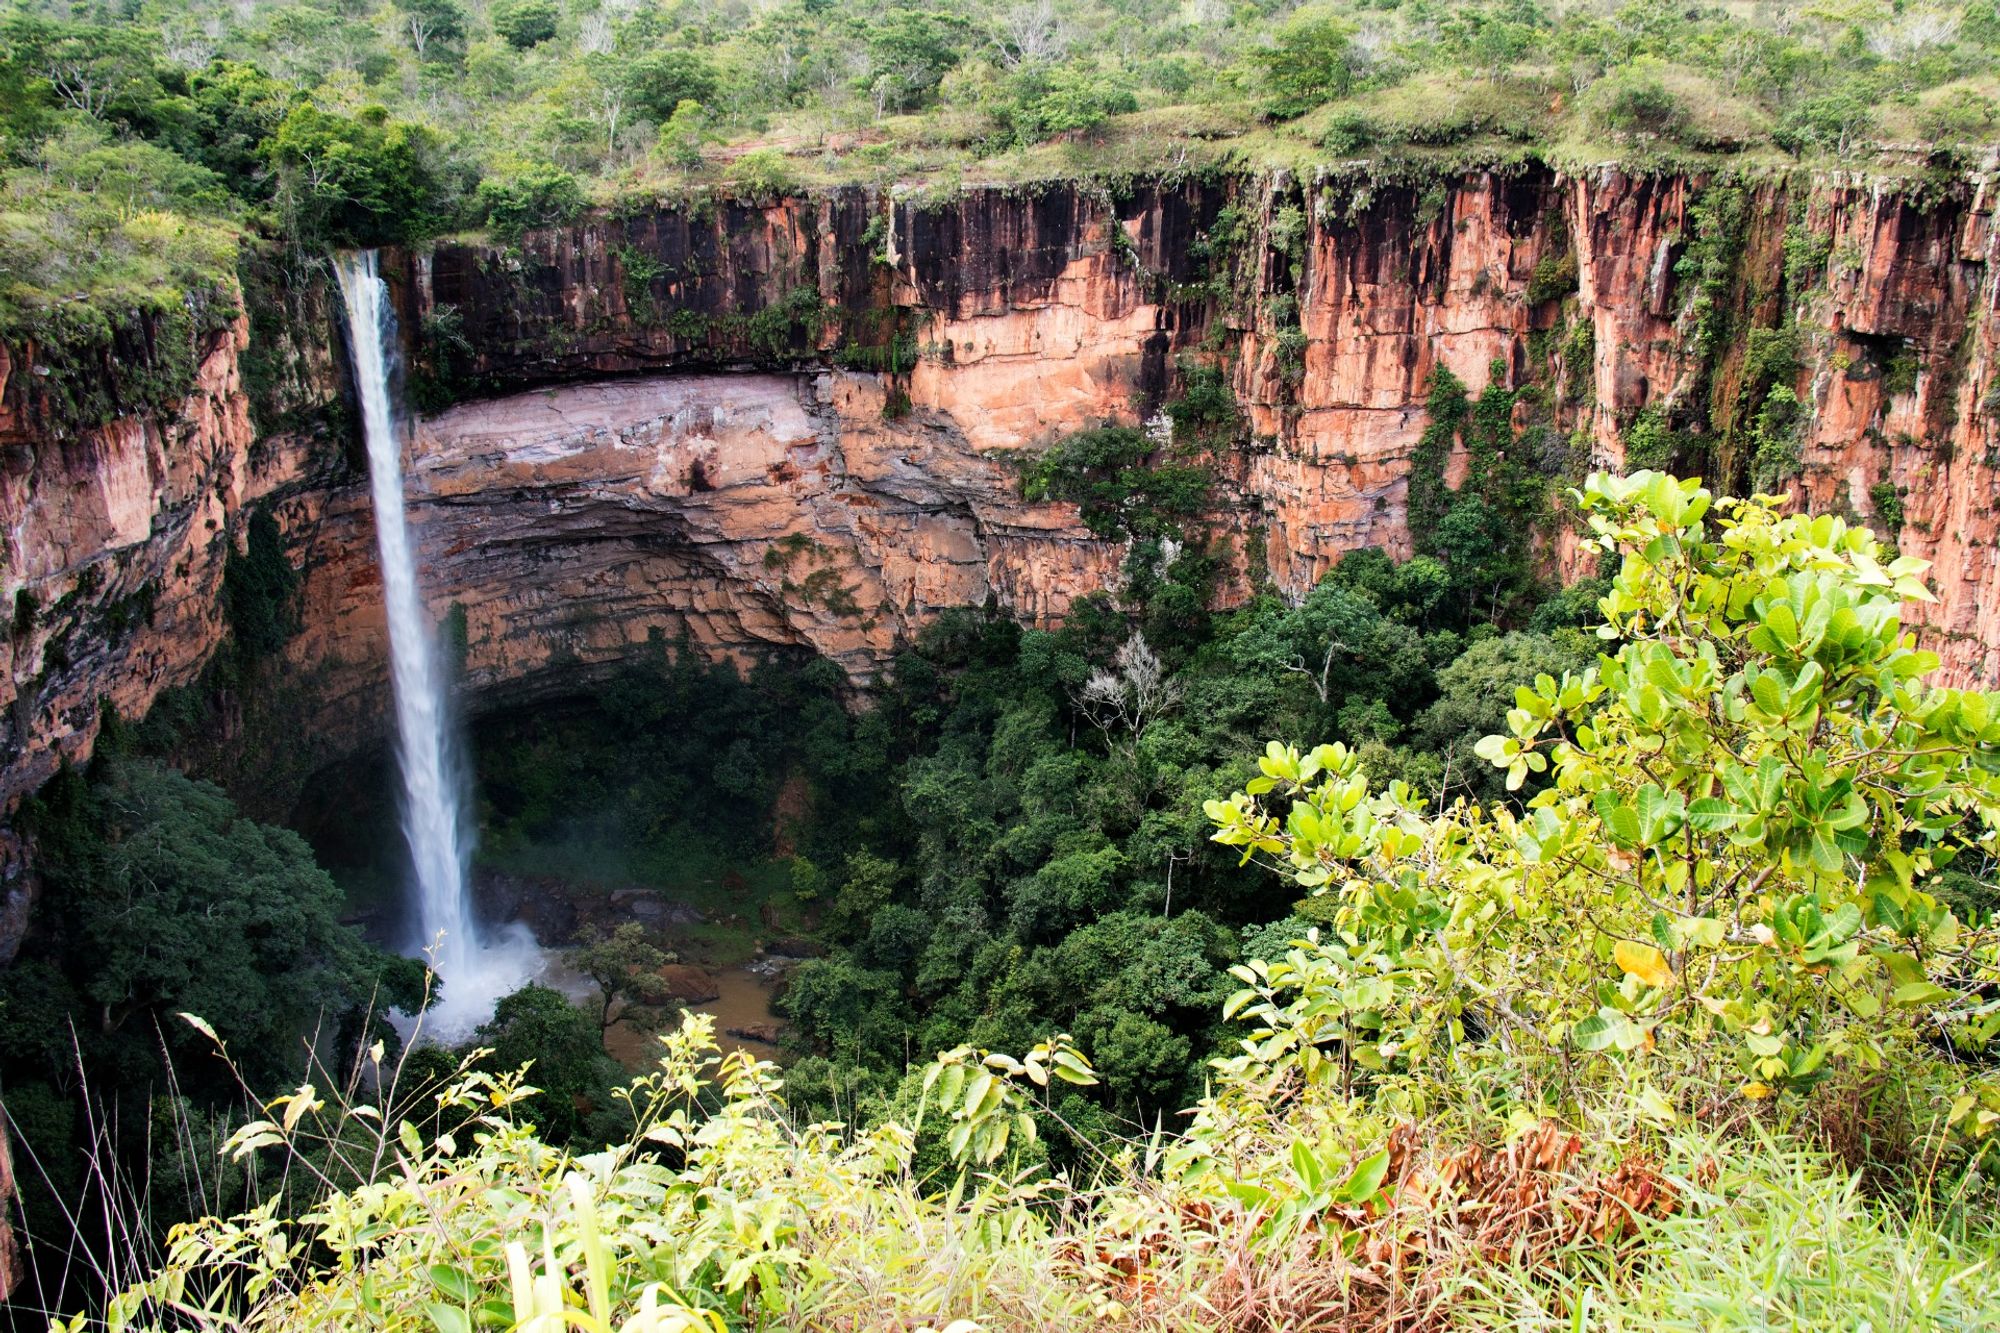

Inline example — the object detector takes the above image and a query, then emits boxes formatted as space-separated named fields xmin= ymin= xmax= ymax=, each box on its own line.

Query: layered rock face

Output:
xmin=4 ymin=165 xmax=2000 ymax=822
xmin=290 ymin=371 xmax=1125 ymax=733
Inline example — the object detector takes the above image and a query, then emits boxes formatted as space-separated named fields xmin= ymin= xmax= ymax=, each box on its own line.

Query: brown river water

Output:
xmin=598 ymin=964 xmax=787 ymax=1069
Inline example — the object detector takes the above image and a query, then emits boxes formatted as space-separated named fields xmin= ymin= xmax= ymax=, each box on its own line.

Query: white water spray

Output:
xmin=335 ymin=251 xmax=539 ymax=1041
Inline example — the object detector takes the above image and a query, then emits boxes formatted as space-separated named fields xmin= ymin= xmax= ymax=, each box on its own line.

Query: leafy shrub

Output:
xmin=998 ymin=61 xmax=1138 ymax=143
xmin=1018 ymin=426 xmax=1211 ymax=537
xmin=1882 ymin=345 xmax=1920 ymax=398
xmin=1918 ymin=88 xmax=1999 ymax=141
xmin=222 ymin=508 xmax=299 ymax=661
xmin=1748 ymin=386 xmax=1803 ymax=492
xmin=1589 ymin=63 xmax=1685 ymax=137
xmin=726 ymin=147 xmax=797 ymax=201
xmin=475 ymin=162 xmax=584 ymax=238
xmin=1743 ymin=323 xmax=1802 ymax=389
xmin=1162 ymin=361 xmax=1239 ymax=444
xmin=1869 ymin=480 xmax=1905 ymax=535
xmin=1621 ymin=404 xmax=1681 ymax=472
xmin=1212 ymin=472 xmax=2000 ymax=1113
xmin=1526 ymin=251 xmax=1578 ymax=305
xmin=625 ymin=49 xmax=721 ymax=122
xmin=1776 ymin=92 xmax=1876 ymax=154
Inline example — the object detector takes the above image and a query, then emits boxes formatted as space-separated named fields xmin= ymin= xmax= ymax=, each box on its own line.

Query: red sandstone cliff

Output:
xmin=4 ymin=166 xmax=1999 ymax=837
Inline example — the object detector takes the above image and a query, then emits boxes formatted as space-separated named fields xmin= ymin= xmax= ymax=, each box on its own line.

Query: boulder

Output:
xmin=654 ymin=964 xmax=720 ymax=1004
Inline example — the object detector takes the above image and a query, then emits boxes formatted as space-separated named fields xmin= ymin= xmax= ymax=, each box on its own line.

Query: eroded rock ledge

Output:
xmin=293 ymin=371 xmax=1120 ymax=728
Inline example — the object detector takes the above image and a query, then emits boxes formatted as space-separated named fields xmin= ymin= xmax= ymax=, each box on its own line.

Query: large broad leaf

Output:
xmin=1614 ymin=941 xmax=1675 ymax=990
xmin=1571 ymin=1013 xmax=1619 ymax=1052
xmin=425 ymin=1305 xmax=471 ymax=1333
xmin=1335 ymin=1148 xmax=1392 ymax=1204
xmin=1688 ymin=796 xmax=1749 ymax=832
xmin=1891 ymin=981 xmax=1952 ymax=1008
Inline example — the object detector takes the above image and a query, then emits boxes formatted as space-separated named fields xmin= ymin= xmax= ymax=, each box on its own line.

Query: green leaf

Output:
xmin=1603 ymin=804 xmax=1641 ymax=849
xmin=425 ymin=1304 xmax=470 ymax=1333
xmin=1688 ymin=797 xmax=1746 ymax=832
xmin=963 ymin=1069 xmax=996 ymax=1118
xmin=429 ymin=1266 xmax=476 ymax=1304
xmin=1571 ymin=1013 xmax=1617 ymax=1052
xmin=1290 ymin=1139 xmax=1323 ymax=1191
xmin=1891 ymin=981 xmax=1952 ymax=1007
xmin=1051 ymin=1050 xmax=1099 ymax=1085
xmin=1335 ymin=1148 xmax=1392 ymax=1203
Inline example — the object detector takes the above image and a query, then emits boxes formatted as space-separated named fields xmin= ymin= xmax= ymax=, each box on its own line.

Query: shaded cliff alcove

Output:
xmin=289 ymin=639 xmax=861 ymax=1051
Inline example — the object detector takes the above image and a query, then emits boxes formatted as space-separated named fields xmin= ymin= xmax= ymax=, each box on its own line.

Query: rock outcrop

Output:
xmin=0 ymin=326 xmax=255 ymax=812
xmin=4 ymin=164 xmax=2000 ymax=828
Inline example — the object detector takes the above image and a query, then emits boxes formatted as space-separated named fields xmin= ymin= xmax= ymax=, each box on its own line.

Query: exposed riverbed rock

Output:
xmin=655 ymin=963 xmax=722 ymax=1005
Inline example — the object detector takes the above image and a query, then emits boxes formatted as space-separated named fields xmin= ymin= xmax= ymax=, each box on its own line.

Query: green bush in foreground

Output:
xmin=83 ymin=475 xmax=2000 ymax=1330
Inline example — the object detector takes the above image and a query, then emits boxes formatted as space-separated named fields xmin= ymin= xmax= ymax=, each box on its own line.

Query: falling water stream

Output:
xmin=335 ymin=251 xmax=540 ymax=1041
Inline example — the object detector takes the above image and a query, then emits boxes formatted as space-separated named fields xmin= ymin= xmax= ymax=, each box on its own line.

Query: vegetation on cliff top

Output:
xmin=4 ymin=0 xmax=2000 ymax=359
xmin=51 ymin=473 xmax=2000 ymax=1330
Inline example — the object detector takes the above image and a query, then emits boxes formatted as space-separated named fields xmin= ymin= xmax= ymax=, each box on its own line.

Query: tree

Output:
xmin=569 ymin=923 xmax=675 ymax=1035
xmin=187 ymin=60 xmax=292 ymax=201
xmin=826 ymin=850 xmax=902 ymax=943
xmin=999 ymin=60 xmax=1138 ymax=143
xmin=992 ymin=0 xmax=1068 ymax=67
xmin=474 ymin=984 xmax=617 ymax=1144
xmin=654 ymin=98 xmax=708 ymax=172
xmin=267 ymin=102 xmax=452 ymax=246
xmin=1072 ymin=634 xmax=1184 ymax=756
xmin=474 ymin=160 xmax=584 ymax=237
xmin=1230 ymin=581 xmax=1417 ymax=708
xmin=862 ymin=7 xmax=964 ymax=113
xmin=396 ymin=0 xmax=468 ymax=62
xmin=491 ymin=0 xmax=560 ymax=50
xmin=582 ymin=55 xmax=631 ymax=156
xmin=624 ymin=49 xmax=720 ymax=122
xmin=21 ymin=761 xmax=419 ymax=1093
xmin=1775 ymin=91 xmax=1876 ymax=155
xmin=1250 ymin=6 xmax=1357 ymax=120
xmin=1 ymin=15 xmax=167 ymax=125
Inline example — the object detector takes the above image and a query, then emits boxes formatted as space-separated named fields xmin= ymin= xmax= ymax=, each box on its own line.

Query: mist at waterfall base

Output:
xmin=334 ymin=251 xmax=544 ymax=1043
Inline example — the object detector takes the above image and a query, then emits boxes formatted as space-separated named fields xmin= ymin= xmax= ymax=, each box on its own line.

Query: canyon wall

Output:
xmin=4 ymin=165 xmax=2000 ymax=834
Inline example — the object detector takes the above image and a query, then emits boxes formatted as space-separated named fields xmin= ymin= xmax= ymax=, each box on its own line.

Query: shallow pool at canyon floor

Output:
xmin=350 ymin=851 xmax=810 ymax=1059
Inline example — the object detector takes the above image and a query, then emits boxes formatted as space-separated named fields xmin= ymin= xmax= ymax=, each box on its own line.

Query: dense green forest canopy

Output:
xmin=5 ymin=0 xmax=2000 ymax=355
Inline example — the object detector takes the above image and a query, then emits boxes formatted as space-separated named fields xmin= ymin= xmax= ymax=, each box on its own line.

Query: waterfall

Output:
xmin=334 ymin=251 xmax=537 ymax=1041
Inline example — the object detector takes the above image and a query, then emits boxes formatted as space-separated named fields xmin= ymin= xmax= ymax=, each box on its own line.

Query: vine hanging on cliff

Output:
xmin=1407 ymin=364 xmax=1469 ymax=547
